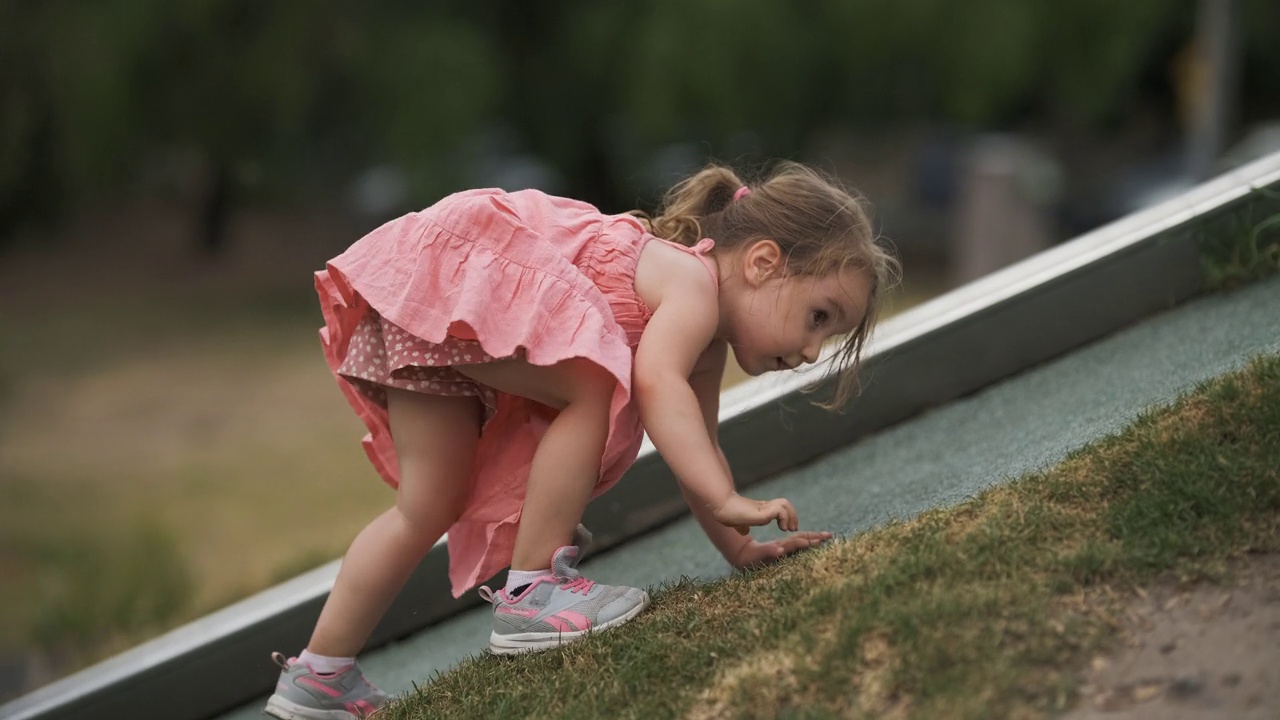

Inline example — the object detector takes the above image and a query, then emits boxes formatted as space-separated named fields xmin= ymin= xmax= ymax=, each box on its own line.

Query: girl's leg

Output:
xmin=456 ymin=357 xmax=615 ymax=570
xmin=306 ymin=390 xmax=479 ymax=657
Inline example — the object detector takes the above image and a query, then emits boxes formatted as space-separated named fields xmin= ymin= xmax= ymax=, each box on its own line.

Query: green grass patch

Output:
xmin=384 ymin=353 xmax=1280 ymax=720
xmin=1198 ymin=185 xmax=1280 ymax=291
xmin=21 ymin=521 xmax=193 ymax=668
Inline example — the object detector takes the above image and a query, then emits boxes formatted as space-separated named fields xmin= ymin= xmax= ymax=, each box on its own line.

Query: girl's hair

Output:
xmin=634 ymin=161 xmax=900 ymax=408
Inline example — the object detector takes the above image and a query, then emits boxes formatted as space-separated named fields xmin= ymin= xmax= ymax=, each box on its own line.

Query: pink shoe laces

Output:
xmin=559 ymin=575 xmax=594 ymax=594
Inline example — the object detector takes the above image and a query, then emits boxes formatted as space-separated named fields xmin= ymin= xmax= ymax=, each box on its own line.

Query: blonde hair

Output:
xmin=634 ymin=161 xmax=900 ymax=408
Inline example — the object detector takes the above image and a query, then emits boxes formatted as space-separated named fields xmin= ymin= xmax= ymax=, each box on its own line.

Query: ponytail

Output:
xmin=633 ymin=165 xmax=746 ymax=246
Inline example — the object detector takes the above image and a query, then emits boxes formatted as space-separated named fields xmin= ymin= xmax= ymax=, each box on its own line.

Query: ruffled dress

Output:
xmin=314 ymin=188 xmax=715 ymax=597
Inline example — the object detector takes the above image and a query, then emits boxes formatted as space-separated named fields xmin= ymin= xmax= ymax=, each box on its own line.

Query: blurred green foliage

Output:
xmin=1199 ymin=186 xmax=1280 ymax=290
xmin=2 ymin=0 xmax=1279 ymax=244
xmin=30 ymin=521 xmax=192 ymax=656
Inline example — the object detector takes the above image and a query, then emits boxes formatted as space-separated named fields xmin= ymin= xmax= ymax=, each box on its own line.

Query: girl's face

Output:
xmin=718 ymin=240 xmax=871 ymax=377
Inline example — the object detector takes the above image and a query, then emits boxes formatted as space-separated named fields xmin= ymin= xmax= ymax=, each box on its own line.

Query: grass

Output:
xmin=21 ymin=521 xmax=193 ymax=670
xmin=1198 ymin=186 xmax=1280 ymax=291
xmin=383 ymin=353 xmax=1280 ymax=720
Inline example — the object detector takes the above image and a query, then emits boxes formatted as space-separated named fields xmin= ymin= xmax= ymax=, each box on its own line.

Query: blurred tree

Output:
xmin=1035 ymin=0 xmax=1193 ymax=128
xmin=343 ymin=5 xmax=501 ymax=205
xmin=139 ymin=2 xmax=502 ymax=248
xmin=0 ymin=1 xmax=162 ymax=239
xmin=0 ymin=1 xmax=502 ymax=252
xmin=1240 ymin=0 xmax=1280 ymax=117
xmin=450 ymin=2 xmax=638 ymax=209
xmin=138 ymin=1 xmax=324 ymax=254
xmin=1 ymin=0 xmax=1277 ymax=249
xmin=810 ymin=0 xmax=1194 ymax=127
xmin=622 ymin=0 xmax=823 ymax=185
xmin=0 ymin=3 xmax=58 ymax=235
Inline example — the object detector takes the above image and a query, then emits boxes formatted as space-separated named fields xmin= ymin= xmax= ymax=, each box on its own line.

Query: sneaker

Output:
xmin=264 ymin=652 xmax=390 ymax=720
xmin=478 ymin=545 xmax=650 ymax=655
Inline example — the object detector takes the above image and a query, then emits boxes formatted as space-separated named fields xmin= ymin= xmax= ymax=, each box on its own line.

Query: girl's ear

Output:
xmin=742 ymin=238 xmax=783 ymax=287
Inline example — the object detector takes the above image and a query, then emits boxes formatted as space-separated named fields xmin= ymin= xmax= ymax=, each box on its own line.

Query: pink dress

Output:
xmin=314 ymin=188 xmax=717 ymax=597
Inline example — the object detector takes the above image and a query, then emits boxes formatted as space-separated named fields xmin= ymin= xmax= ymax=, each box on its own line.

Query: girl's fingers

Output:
xmin=779 ymin=500 xmax=798 ymax=532
xmin=777 ymin=531 xmax=832 ymax=553
xmin=780 ymin=535 xmax=815 ymax=552
xmin=768 ymin=500 xmax=785 ymax=530
xmin=779 ymin=535 xmax=801 ymax=550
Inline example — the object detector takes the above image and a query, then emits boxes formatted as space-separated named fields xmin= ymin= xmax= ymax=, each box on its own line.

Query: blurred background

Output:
xmin=2 ymin=0 xmax=1278 ymax=701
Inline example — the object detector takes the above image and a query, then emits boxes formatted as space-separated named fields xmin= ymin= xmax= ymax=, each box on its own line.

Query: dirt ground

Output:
xmin=1062 ymin=554 xmax=1280 ymax=719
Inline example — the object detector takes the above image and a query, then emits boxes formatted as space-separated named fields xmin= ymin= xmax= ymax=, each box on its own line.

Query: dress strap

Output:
xmin=661 ymin=238 xmax=719 ymax=287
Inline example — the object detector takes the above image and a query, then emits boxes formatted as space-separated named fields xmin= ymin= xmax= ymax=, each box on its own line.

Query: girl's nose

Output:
xmin=801 ymin=344 xmax=821 ymax=364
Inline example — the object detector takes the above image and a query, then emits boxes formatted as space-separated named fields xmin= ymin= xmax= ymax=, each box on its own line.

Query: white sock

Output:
xmin=505 ymin=568 xmax=552 ymax=594
xmin=299 ymin=649 xmax=355 ymax=675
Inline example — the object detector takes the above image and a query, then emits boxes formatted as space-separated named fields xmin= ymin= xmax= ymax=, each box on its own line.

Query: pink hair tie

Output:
xmin=733 ymin=186 xmax=752 ymax=202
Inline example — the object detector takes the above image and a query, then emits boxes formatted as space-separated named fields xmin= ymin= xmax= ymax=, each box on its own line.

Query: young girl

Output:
xmin=265 ymin=162 xmax=898 ymax=720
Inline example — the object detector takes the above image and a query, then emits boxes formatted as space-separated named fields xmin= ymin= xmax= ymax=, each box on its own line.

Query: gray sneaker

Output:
xmin=264 ymin=652 xmax=390 ymax=719
xmin=478 ymin=545 xmax=650 ymax=655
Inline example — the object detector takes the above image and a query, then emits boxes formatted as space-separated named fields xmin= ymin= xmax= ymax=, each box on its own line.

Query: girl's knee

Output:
xmin=394 ymin=483 xmax=465 ymax=539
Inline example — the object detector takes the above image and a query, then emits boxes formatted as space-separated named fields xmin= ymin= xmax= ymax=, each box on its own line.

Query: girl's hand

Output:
xmin=713 ymin=493 xmax=799 ymax=535
xmin=731 ymin=531 xmax=833 ymax=570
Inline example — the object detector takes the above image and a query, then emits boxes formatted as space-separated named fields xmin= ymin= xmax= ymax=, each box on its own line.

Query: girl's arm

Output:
xmin=634 ymin=257 xmax=797 ymax=534
xmin=684 ymin=340 xmax=833 ymax=568
xmin=681 ymin=340 xmax=751 ymax=561
xmin=633 ymin=262 xmax=735 ymax=512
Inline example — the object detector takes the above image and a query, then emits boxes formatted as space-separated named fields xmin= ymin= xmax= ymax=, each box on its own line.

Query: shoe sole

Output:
xmin=488 ymin=592 xmax=651 ymax=655
xmin=265 ymin=694 xmax=379 ymax=720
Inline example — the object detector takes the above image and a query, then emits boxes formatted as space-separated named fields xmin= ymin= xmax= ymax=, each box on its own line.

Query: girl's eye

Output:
xmin=811 ymin=310 xmax=829 ymax=327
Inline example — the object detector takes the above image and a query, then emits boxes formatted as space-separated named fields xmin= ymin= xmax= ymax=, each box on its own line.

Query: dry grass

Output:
xmin=380 ymin=353 xmax=1279 ymax=720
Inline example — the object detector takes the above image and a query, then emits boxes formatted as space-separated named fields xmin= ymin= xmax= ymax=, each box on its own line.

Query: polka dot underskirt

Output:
xmin=336 ymin=311 xmax=507 ymax=422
